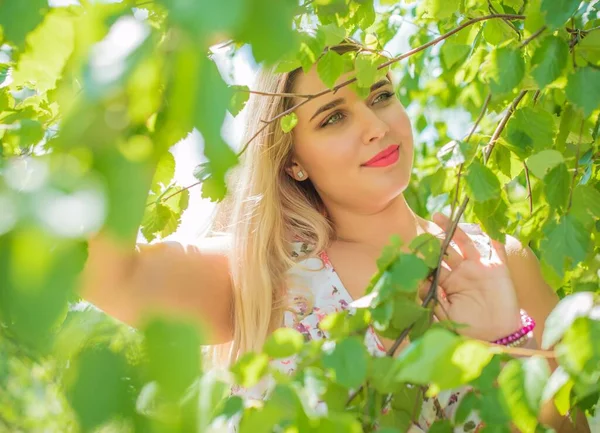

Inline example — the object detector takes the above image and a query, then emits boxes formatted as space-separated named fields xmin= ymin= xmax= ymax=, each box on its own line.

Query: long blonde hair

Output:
xmin=216 ymin=42 xmax=365 ymax=364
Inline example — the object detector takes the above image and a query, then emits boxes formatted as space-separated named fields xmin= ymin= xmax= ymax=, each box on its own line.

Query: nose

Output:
xmin=358 ymin=105 xmax=390 ymax=145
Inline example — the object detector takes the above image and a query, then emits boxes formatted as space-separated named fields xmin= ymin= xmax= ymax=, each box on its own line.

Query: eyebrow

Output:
xmin=309 ymin=79 xmax=392 ymax=122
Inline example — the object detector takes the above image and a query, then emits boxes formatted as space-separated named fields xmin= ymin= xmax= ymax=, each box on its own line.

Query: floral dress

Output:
xmin=234 ymin=225 xmax=491 ymax=432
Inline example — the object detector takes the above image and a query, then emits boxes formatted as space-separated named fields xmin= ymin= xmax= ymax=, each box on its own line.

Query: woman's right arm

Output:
xmin=78 ymin=233 xmax=233 ymax=343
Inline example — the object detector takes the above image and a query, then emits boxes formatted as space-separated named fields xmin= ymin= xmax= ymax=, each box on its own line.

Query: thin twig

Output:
xmin=146 ymin=181 xmax=202 ymax=208
xmin=520 ymin=26 xmax=547 ymax=48
xmin=484 ymin=90 xmax=528 ymax=161
xmin=488 ymin=343 xmax=557 ymax=358
xmin=242 ymin=89 xmax=314 ymax=99
xmin=452 ymin=93 xmax=491 ymax=219
xmin=567 ymin=119 xmax=585 ymax=211
xmin=524 ymin=161 xmax=533 ymax=215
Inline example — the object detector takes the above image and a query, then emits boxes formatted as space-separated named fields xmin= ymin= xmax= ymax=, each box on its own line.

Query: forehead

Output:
xmin=291 ymin=67 xmax=357 ymax=105
xmin=291 ymin=67 xmax=390 ymax=120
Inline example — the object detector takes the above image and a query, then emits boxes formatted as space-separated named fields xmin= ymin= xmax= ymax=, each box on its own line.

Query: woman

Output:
xmin=80 ymin=41 xmax=588 ymax=432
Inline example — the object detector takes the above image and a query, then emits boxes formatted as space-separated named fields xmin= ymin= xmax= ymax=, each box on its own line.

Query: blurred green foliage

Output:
xmin=0 ymin=0 xmax=599 ymax=432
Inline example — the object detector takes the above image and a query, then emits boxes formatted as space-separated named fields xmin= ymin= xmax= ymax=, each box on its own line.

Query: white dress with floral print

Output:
xmin=234 ymin=225 xmax=491 ymax=432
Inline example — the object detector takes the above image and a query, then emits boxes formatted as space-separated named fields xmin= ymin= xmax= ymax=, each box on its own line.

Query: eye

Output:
xmin=321 ymin=112 xmax=345 ymax=128
xmin=372 ymin=91 xmax=394 ymax=104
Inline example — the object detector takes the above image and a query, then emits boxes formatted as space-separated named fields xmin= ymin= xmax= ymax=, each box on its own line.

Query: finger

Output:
xmin=433 ymin=213 xmax=480 ymax=261
xmin=490 ymin=238 xmax=508 ymax=264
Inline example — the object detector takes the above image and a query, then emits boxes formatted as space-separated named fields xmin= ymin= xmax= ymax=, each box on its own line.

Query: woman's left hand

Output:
xmin=423 ymin=213 xmax=522 ymax=342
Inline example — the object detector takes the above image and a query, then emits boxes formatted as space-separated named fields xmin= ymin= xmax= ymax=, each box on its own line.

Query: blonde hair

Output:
xmin=213 ymin=42 xmax=367 ymax=364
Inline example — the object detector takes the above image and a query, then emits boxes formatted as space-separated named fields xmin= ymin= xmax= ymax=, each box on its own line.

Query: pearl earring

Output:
xmin=297 ymin=171 xmax=304 ymax=179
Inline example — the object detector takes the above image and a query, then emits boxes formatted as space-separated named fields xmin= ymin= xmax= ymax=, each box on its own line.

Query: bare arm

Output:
xmin=78 ymin=232 xmax=233 ymax=344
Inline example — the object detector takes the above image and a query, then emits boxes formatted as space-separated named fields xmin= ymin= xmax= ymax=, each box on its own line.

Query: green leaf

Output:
xmin=540 ymin=0 xmax=580 ymax=30
xmin=417 ymin=0 xmax=461 ymax=20
xmin=429 ymin=420 xmax=453 ymax=433
xmin=483 ymin=18 xmax=516 ymax=46
xmin=11 ymin=11 xmax=74 ymax=93
xmin=143 ymin=316 xmax=203 ymax=401
xmin=541 ymin=214 xmax=591 ymax=276
xmin=396 ymin=329 xmax=492 ymax=392
xmin=0 ymin=0 xmax=47 ymax=49
xmin=565 ymin=68 xmax=600 ymax=117
xmin=571 ymin=185 xmax=600 ymax=227
xmin=317 ymin=23 xmax=347 ymax=46
xmin=465 ymin=161 xmax=501 ymax=202
xmin=504 ymin=107 xmax=557 ymax=160
xmin=543 ymin=163 xmax=570 ymax=211
xmin=389 ymin=297 xmax=428 ymax=332
xmin=387 ymin=253 xmax=430 ymax=295
xmin=229 ymin=85 xmax=250 ymax=117
xmin=355 ymin=52 xmax=387 ymax=89
xmin=236 ymin=0 xmax=297 ymax=63
xmin=530 ymin=35 xmax=568 ymax=88
xmin=193 ymin=162 xmax=228 ymax=202
xmin=556 ymin=317 xmax=600 ymax=386
xmin=409 ymin=233 xmax=441 ymax=268
xmin=441 ymin=41 xmax=470 ymax=70
xmin=526 ymin=150 xmax=563 ymax=179
xmin=541 ymin=366 xmax=570 ymax=403
xmin=498 ymin=357 xmax=549 ymax=433
xmin=66 ymin=346 xmax=134 ymax=432
xmin=472 ymin=197 xmax=508 ymax=242
xmin=485 ymin=47 xmax=525 ymax=95
xmin=231 ymin=352 xmax=269 ymax=388
xmin=141 ymin=203 xmax=178 ymax=242
xmin=436 ymin=140 xmax=478 ymax=168
xmin=151 ymin=151 xmax=176 ymax=195
xmin=578 ymin=31 xmax=600 ymax=64
xmin=280 ymin=112 xmax=299 ymax=133
xmin=263 ymin=328 xmax=304 ymax=359
xmin=317 ymin=50 xmax=346 ymax=89
xmin=323 ymin=337 xmax=368 ymax=389
xmin=455 ymin=391 xmax=480 ymax=424
xmin=542 ymin=292 xmax=595 ymax=349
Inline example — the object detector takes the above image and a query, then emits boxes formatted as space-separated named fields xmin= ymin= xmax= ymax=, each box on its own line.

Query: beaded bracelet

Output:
xmin=492 ymin=309 xmax=536 ymax=347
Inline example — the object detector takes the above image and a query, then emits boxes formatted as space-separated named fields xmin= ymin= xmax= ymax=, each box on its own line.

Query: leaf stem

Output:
xmin=520 ymin=26 xmax=547 ymax=48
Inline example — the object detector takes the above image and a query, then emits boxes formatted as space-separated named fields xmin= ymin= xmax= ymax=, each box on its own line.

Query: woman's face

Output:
xmin=289 ymin=66 xmax=414 ymax=214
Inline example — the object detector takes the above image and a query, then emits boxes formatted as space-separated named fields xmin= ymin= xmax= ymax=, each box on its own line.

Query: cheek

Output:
xmin=297 ymin=130 xmax=360 ymax=175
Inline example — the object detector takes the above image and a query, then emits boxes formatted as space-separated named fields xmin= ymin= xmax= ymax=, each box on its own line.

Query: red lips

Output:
xmin=362 ymin=144 xmax=400 ymax=167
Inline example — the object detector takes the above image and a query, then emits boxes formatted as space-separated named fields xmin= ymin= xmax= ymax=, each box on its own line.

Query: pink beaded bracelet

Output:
xmin=492 ymin=309 xmax=536 ymax=347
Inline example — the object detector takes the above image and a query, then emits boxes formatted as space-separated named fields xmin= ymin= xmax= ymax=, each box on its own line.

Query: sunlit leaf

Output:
xmin=263 ymin=328 xmax=304 ymax=359
xmin=323 ymin=337 xmax=368 ymax=389
xmin=540 ymin=0 xmax=580 ymax=29
xmin=530 ymin=35 xmax=568 ymax=88
xmin=317 ymin=49 xmax=346 ymax=89
xmin=465 ymin=161 xmax=501 ymax=202
xmin=565 ymin=67 xmax=600 ymax=117
xmin=280 ymin=112 xmax=299 ymax=133
xmin=541 ymin=215 xmax=591 ymax=276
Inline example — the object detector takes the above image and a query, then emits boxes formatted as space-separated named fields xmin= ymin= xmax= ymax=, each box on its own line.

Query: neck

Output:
xmin=327 ymin=194 xmax=425 ymax=250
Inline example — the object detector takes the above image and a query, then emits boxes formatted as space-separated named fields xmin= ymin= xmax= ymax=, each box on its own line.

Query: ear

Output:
xmin=285 ymin=159 xmax=308 ymax=181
